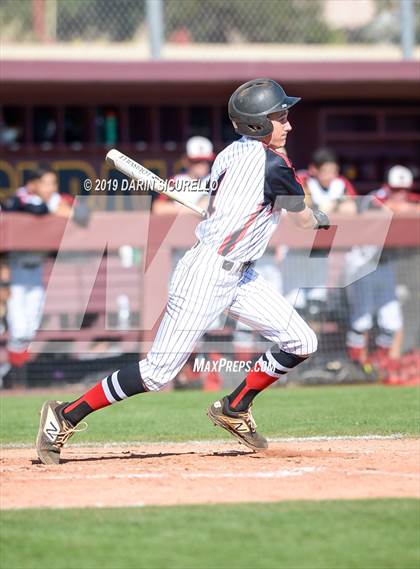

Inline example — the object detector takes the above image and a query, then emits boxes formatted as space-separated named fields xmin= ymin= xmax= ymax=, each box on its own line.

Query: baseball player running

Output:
xmin=36 ymin=79 xmax=330 ymax=464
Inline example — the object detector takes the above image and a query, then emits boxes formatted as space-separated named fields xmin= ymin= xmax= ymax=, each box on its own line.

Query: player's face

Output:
xmin=314 ymin=162 xmax=339 ymax=188
xmin=37 ymin=172 xmax=58 ymax=201
xmin=187 ymin=160 xmax=211 ymax=180
xmin=26 ymin=179 xmax=39 ymax=194
xmin=267 ymin=111 xmax=292 ymax=149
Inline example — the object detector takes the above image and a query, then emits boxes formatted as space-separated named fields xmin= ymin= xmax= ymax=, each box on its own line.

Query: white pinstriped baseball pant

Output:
xmin=139 ymin=242 xmax=317 ymax=391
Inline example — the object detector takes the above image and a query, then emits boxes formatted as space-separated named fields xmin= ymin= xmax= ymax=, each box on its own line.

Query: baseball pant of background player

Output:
xmin=7 ymin=259 xmax=45 ymax=354
xmin=139 ymin=241 xmax=317 ymax=391
xmin=346 ymin=261 xmax=402 ymax=351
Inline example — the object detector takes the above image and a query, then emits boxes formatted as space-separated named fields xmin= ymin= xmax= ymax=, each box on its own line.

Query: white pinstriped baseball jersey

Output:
xmin=196 ymin=137 xmax=306 ymax=262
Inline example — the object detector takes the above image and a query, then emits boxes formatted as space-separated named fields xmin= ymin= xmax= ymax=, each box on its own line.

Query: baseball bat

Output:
xmin=106 ymin=148 xmax=207 ymax=218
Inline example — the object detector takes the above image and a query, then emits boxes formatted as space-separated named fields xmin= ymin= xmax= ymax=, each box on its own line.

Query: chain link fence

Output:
xmin=1 ymin=0 xmax=418 ymax=55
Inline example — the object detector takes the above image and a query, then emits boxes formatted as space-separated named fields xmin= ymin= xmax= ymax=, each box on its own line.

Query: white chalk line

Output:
xmin=2 ymin=467 xmax=320 ymax=482
xmin=3 ymin=466 xmax=419 ymax=482
xmin=184 ymin=467 xmax=319 ymax=479
xmin=0 ymin=434 xmax=412 ymax=450
xmin=355 ymin=469 xmax=420 ymax=479
xmin=3 ymin=472 xmax=165 ymax=481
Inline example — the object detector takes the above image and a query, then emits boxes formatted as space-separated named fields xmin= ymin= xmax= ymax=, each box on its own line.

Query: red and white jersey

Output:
xmin=299 ymin=172 xmax=356 ymax=208
xmin=368 ymin=185 xmax=420 ymax=207
xmin=196 ymin=137 xmax=306 ymax=262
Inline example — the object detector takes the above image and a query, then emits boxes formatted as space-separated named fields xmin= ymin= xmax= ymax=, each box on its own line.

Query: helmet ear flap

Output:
xmin=248 ymin=124 xmax=262 ymax=134
xmin=247 ymin=118 xmax=273 ymax=137
xmin=232 ymin=117 xmax=273 ymax=140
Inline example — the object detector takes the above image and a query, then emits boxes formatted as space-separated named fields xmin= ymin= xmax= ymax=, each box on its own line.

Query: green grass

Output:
xmin=1 ymin=385 xmax=419 ymax=445
xmin=1 ymin=500 xmax=419 ymax=569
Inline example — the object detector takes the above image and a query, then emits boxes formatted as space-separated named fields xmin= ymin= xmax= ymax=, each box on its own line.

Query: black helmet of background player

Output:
xmin=228 ymin=78 xmax=301 ymax=140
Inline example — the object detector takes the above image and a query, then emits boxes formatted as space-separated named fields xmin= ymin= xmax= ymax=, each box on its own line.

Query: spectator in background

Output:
xmin=2 ymin=168 xmax=89 ymax=387
xmin=153 ymin=136 xmax=214 ymax=215
xmin=2 ymin=171 xmax=50 ymax=378
xmin=0 ymin=253 xmax=11 ymax=385
xmin=301 ymin=147 xmax=357 ymax=213
xmin=0 ymin=256 xmax=9 ymax=334
xmin=36 ymin=168 xmax=90 ymax=226
xmin=36 ymin=169 xmax=73 ymax=218
xmin=345 ymin=165 xmax=419 ymax=384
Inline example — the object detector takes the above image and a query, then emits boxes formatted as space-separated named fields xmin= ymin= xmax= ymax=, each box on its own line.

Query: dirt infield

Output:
xmin=1 ymin=438 xmax=419 ymax=510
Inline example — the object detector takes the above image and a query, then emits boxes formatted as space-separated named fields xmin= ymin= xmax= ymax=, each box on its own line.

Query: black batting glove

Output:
xmin=312 ymin=209 xmax=330 ymax=230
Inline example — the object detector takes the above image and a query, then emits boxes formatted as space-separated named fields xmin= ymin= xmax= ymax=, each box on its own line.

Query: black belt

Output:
xmin=221 ymin=259 xmax=254 ymax=273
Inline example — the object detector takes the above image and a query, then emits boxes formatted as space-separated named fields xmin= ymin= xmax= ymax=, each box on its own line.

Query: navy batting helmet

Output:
xmin=228 ymin=78 xmax=301 ymax=139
